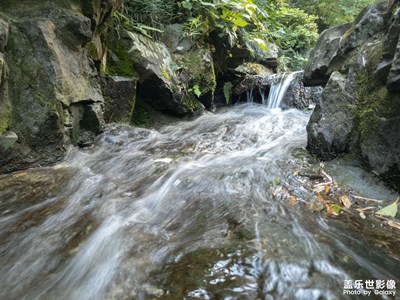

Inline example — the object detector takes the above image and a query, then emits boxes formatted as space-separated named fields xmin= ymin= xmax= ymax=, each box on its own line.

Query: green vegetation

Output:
xmin=114 ymin=0 xmax=320 ymax=70
xmin=223 ymin=82 xmax=233 ymax=105
xmin=112 ymin=0 xmax=373 ymax=70
xmin=105 ymin=42 xmax=134 ymax=77
xmin=289 ymin=0 xmax=375 ymax=31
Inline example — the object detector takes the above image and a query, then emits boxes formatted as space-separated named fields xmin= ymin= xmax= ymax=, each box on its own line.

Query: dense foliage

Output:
xmin=289 ymin=0 xmax=376 ymax=31
xmin=113 ymin=0 xmax=374 ymax=70
xmin=114 ymin=0 xmax=318 ymax=69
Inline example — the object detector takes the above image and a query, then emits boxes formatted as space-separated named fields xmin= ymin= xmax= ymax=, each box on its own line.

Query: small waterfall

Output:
xmin=246 ymin=87 xmax=254 ymax=103
xmin=244 ymin=71 xmax=301 ymax=109
xmin=267 ymin=71 xmax=300 ymax=109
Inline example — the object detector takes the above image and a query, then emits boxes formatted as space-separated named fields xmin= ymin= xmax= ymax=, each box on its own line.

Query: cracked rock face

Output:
xmin=0 ymin=0 xmax=118 ymax=173
xmin=305 ymin=1 xmax=400 ymax=190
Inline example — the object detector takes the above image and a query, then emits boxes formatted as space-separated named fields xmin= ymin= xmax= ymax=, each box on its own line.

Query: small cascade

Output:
xmin=242 ymin=71 xmax=306 ymax=109
xmin=246 ymin=87 xmax=254 ymax=103
xmin=258 ymin=87 xmax=266 ymax=105
xmin=267 ymin=71 xmax=300 ymax=109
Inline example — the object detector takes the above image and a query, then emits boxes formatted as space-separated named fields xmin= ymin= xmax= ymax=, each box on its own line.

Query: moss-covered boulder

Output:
xmin=305 ymin=0 xmax=400 ymax=190
xmin=106 ymin=30 xmax=207 ymax=116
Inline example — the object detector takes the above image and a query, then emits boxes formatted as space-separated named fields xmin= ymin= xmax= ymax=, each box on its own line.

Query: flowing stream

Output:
xmin=0 ymin=104 xmax=399 ymax=300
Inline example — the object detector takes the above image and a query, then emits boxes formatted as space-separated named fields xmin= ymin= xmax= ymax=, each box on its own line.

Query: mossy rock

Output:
xmin=174 ymin=47 xmax=216 ymax=109
xmin=106 ymin=30 xmax=205 ymax=116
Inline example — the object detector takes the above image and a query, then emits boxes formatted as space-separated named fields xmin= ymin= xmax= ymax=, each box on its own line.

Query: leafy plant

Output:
xmin=289 ymin=0 xmax=375 ymax=30
xmin=188 ymin=84 xmax=202 ymax=97
xmin=114 ymin=0 xmax=319 ymax=69
xmin=192 ymin=84 xmax=202 ymax=97
xmin=223 ymin=82 xmax=233 ymax=105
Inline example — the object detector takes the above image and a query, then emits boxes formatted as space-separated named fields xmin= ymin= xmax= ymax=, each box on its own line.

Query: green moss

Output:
xmin=182 ymin=94 xmax=202 ymax=112
xmin=86 ymin=42 xmax=99 ymax=60
xmin=161 ymin=68 xmax=171 ymax=80
xmin=105 ymin=42 xmax=134 ymax=77
xmin=131 ymin=99 xmax=156 ymax=127
xmin=0 ymin=110 xmax=10 ymax=135
xmin=176 ymin=47 xmax=217 ymax=100
xmin=32 ymin=88 xmax=47 ymax=107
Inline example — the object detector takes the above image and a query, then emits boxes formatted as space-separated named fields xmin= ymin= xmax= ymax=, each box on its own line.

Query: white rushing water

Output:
xmin=267 ymin=72 xmax=301 ymax=109
xmin=0 ymin=104 xmax=398 ymax=300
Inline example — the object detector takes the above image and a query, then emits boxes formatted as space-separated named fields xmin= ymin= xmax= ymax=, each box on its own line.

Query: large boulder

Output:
xmin=303 ymin=23 xmax=352 ymax=86
xmin=0 ymin=0 xmax=119 ymax=173
xmin=306 ymin=72 xmax=355 ymax=159
xmin=106 ymin=30 xmax=212 ymax=116
xmin=305 ymin=0 xmax=400 ymax=190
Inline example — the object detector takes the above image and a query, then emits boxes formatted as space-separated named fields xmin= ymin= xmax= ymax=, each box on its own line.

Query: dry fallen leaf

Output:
xmin=312 ymin=185 xmax=325 ymax=193
xmin=387 ymin=220 xmax=400 ymax=230
xmin=341 ymin=195 xmax=351 ymax=209
xmin=316 ymin=192 xmax=324 ymax=202
xmin=289 ymin=196 xmax=296 ymax=206
xmin=324 ymin=184 xmax=330 ymax=194
xmin=272 ymin=185 xmax=283 ymax=197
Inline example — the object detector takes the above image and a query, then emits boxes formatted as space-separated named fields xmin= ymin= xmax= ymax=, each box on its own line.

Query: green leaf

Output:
xmin=376 ymin=198 xmax=398 ymax=218
xmin=331 ymin=204 xmax=342 ymax=214
xmin=193 ymin=84 xmax=201 ymax=97
xmin=232 ymin=18 xmax=249 ymax=27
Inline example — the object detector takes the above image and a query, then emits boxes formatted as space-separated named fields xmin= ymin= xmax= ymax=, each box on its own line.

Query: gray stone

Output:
xmin=101 ymin=76 xmax=136 ymax=123
xmin=303 ymin=23 xmax=352 ymax=86
xmin=0 ymin=131 xmax=17 ymax=152
xmin=70 ymin=102 xmax=104 ymax=147
xmin=0 ymin=0 xmax=114 ymax=173
xmin=304 ymin=0 xmax=400 ymax=190
xmin=307 ymin=72 xmax=355 ymax=159
xmin=245 ymin=41 xmax=280 ymax=67
xmin=337 ymin=2 xmax=388 ymax=54
xmin=162 ymin=24 xmax=196 ymax=54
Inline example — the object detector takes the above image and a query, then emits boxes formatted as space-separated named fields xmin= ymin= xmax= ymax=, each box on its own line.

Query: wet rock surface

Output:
xmin=0 ymin=0 xmax=119 ymax=172
xmin=305 ymin=0 xmax=400 ymax=191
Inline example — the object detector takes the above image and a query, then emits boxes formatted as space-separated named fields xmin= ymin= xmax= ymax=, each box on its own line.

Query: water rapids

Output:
xmin=0 ymin=104 xmax=398 ymax=299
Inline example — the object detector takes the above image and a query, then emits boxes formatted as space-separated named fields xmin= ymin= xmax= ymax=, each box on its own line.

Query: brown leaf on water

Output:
xmin=316 ymin=192 xmax=324 ymax=202
xmin=324 ymin=184 xmax=330 ymax=194
xmin=341 ymin=195 xmax=351 ymax=209
xmin=289 ymin=196 xmax=296 ymax=206
xmin=312 ymin=185 xmax=325 ymax=193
